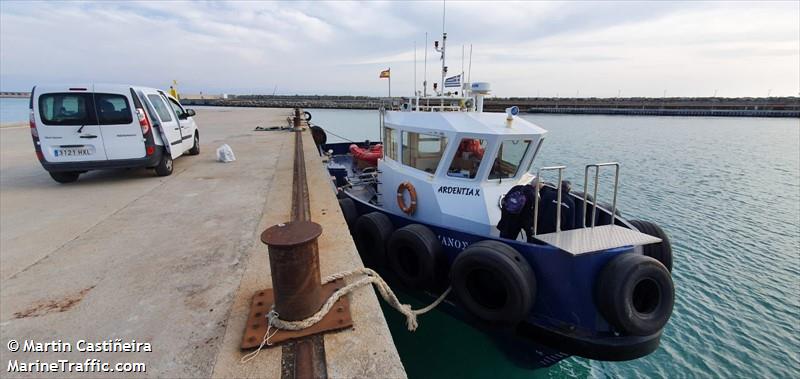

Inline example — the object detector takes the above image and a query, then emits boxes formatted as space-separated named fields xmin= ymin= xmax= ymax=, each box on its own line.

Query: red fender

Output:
xmin=349 ymin=144 xmax=383 ymax=165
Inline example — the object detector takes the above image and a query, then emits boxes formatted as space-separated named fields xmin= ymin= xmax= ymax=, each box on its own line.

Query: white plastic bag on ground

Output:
xmin=216 ymin=144 xmax=236 ymax=163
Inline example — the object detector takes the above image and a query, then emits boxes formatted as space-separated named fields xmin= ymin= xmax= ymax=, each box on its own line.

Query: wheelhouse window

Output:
xmin=526 ymin=138 xmax=544 ymax=173
xmin=384 ymin=127 xmax=398 ymax=160
xmin=401 ymin=131 xmax=448 ymax=174
xmin=489 ymin=139 xmax=532 ymax=180
xmin=447 ymin=138 xmax=487 ymax=179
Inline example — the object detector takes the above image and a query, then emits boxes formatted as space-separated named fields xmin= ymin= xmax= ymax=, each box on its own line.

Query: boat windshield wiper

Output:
xmin=77 ymin=124 xmax=86 ymax=134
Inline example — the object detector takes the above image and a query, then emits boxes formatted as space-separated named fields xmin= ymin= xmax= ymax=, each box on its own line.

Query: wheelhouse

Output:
xmin=378 ymin=110 xmax=547 ymax=236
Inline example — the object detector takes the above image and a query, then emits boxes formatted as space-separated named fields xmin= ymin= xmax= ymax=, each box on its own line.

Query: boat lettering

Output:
xmin=437 ymin=235 xmax=470 ymax=250
xmin=437 ymin=186 xmax=480 ymax=197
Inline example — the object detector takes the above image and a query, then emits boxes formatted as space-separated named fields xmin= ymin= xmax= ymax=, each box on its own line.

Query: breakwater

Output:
xmin=181 ymin=95 xmax=799 ymax=118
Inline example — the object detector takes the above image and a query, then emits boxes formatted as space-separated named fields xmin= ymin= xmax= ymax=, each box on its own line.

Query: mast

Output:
xmin=423 ymin=32 xmax=428 ymax=97
xmin=433 ymin=1 xmax=447 ymax=96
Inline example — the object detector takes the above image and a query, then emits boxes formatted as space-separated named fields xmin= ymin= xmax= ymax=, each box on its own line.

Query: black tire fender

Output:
xmin=595 ymin=253 xmax=674 ymax=336
xmin=628 ymin=220 xmax=673 ymax=271
xmin=387 ymin=224 xmax=443 ymax=288
xmin=354 ymin=212 xmax=393 ymax=268
xmin=310 ymin=125 xmax=327 ymax=146
xmin=338 ymin=198 xmax=358 ymax=231
xmin=451 ymin=240 xmax=536 ymax=324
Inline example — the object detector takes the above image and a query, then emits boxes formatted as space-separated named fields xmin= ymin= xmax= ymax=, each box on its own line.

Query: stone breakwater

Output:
xmin=181 ymin=96 xmax=799 ymax=117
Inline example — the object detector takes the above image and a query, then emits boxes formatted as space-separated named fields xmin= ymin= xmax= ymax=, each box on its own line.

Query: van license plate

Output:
xmin=54 ymin=146 xmax=94 ymax=157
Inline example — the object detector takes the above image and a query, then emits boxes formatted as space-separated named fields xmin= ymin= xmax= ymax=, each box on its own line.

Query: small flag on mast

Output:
xmin=379 ymin=69 xmax=390 ymax=78
xmin=444 ymin=74 xmax=462 ymax=88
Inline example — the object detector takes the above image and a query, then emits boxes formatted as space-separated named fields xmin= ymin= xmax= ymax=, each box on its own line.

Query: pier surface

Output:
xmin=0 ymin=108 xmax=405 ymax=377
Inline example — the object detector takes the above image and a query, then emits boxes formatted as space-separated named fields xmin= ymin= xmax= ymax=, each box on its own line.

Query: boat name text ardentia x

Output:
xmin=437 ymin=186 xmax=480 ymax=196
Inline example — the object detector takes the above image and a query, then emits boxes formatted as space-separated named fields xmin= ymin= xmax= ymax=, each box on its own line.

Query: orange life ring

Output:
xmin=396 ymin=181 xmax=418 ymax=215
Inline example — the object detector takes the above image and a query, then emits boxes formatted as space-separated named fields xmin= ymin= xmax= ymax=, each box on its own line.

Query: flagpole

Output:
xmin=388 ymin=68 xmax=391 ymax=98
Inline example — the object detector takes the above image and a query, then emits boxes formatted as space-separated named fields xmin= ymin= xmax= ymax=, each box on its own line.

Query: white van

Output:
xmin=29 ymin=84 xmax=200 ymax=183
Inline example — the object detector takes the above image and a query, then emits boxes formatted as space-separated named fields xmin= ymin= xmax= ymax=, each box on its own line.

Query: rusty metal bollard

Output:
xmin=293 ymin=108 xmax=302 ymax=130
xmin=260 ymin=220 xmax=324 ymax=321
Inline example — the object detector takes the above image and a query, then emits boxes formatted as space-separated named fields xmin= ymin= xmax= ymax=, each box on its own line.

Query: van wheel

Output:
xmin=49 ymin=171 xmax=80 ymax=183
xmin=188 ymin=133 xmax=200 ymax=155
xmin=154 ymin=154 xmax=173 ymax=176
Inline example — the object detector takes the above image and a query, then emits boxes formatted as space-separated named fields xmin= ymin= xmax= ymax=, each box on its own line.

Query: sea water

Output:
xmin=307 ymin=108 xmax=800 ymax=378
xmin=0 ymin=98 xmax=29 ymax=124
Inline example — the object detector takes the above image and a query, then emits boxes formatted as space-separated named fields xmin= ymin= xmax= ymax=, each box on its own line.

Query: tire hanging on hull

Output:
xmin=628 ymin=220 xmax=673 ymax=271
xmin=451 ymin=240 xmax=537 ymax=324
xmin=354 ymin=212 xmax=393 ymax=268
xmin=595 ymin=253 xmax=674 ymax=336
xmin=387 ymin=224 xmax=443 ymax=289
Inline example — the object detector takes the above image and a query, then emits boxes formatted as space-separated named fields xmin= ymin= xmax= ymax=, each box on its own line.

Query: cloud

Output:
xmin=1 ymin=0 xmax=797 ymax=97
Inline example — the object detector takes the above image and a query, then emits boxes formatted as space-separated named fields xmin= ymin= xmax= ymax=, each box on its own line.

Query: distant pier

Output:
xmin=0 ymin=91 xmax=30 ymax=98
xmin=182 ymin=95 xmax=800 ymax=118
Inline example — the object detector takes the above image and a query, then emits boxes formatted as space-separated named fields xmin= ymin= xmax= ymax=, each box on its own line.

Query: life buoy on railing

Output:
xmin=396 ymin=181 xmax=418 ymax=215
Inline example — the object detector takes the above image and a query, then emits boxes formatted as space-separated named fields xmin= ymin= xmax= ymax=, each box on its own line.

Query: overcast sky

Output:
xmin=1 ymin=1 xmax=798 ymax=97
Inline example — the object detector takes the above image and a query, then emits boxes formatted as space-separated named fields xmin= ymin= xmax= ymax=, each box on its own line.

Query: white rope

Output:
xmin=240 ymin=268 xmax=451 ymax=363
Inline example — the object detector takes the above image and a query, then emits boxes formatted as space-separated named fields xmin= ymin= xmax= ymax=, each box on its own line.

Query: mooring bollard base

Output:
xmin=240 ymin=278 xmax=353 ymax=350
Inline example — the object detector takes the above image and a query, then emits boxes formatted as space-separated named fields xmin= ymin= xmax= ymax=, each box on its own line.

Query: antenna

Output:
xmin=423 ymin=32 xmax=428 ymax=97
xmin=467 ymin=44 xmax=473 ymax=84
xmin=461 ymin=44 xmax=465 ymax=92
xmin=434 ymin=0 xmax=447 ymax=96
xmin=414 ymin=40 xmax=417 ymax=96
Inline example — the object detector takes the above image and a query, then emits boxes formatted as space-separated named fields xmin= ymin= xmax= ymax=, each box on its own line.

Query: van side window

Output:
xmin=401 ymin=131 xmax=448 ymax=174
xmin=489 ymin=139 xmax=532 ymax=180
xmin=384 ymin=127 xmax=398 ymax=160
xmin=38 ymin=93 xmax=95 ymax=125
xmin=147 ymin=94 xmax=173 ymax=122
xmin=95 ymin=94 xmax=132 ymax=125
xmin=167 ymin=98 xmax=185 ymax=120
xmin=447 ymin=138 xmax=487 ymax=179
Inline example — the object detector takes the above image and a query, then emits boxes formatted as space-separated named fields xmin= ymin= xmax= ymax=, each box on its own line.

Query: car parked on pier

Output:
xmin=28 ymin=84 xmax=200 ymax=183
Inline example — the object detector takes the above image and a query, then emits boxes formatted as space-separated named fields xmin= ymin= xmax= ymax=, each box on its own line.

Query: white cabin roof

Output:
xmin=384 ymin=111 xmax=547 ymax=136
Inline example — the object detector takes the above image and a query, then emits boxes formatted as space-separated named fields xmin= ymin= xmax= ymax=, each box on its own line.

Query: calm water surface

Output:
xmin=0 ymin=98 xmax=29 ymax=124
xmin=307 ymin=108 xmax=800 ymax=378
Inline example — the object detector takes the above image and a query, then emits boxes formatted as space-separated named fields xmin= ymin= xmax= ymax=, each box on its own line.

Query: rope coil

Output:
xmin=241 ymin=268 xmax=451 ymax=363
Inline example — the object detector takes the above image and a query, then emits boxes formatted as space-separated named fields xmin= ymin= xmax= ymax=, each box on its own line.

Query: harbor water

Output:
xmin=0 ymin=98 xmax=29 ymax=124
xmin=307 ymin=108 xmax=799 ymax=378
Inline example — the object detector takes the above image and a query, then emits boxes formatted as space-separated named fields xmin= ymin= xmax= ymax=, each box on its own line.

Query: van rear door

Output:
xmin=140 ymin=88 xmax=184 ymax=158
xmin=94 ymin=84 xmax=144 ymax=160
xmin=34 ymin=86 xmax=109 ymax=162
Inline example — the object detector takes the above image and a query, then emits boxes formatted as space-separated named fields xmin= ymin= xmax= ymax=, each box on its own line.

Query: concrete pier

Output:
xmin=0 ymin=108 xmax=405 ymax=377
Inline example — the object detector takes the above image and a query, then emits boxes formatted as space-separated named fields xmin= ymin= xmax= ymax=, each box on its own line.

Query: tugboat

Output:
xmin=313 ymin=33 xmax=675 ymax=368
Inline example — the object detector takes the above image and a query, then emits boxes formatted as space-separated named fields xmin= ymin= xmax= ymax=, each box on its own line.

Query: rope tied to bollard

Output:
xmin=241 ymin=267 xmax=451 ymax=364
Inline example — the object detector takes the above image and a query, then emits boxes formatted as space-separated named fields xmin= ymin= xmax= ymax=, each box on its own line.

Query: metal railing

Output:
xmin=533 ymin=165 xmax=566 ymax=236
xmin=582 ymin=162 xmax=620 ymax=228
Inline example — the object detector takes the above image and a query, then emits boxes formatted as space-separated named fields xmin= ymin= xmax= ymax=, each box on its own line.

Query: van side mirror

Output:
xmin=185 ymin=109 xmax=196 ymax=117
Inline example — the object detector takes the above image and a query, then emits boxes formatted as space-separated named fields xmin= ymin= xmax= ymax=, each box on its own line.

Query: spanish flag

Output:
xmin=379 ymin=69 xmax=390 ymax=79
